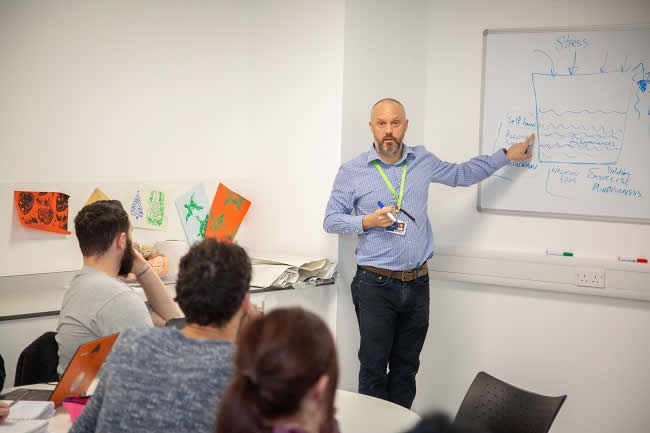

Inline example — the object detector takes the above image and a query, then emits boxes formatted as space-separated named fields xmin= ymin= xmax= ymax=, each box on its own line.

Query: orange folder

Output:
xmin=14 ymin=191 xmax=71 ymax=234
xmin=204 ymin=183 xmax=251 ymax=242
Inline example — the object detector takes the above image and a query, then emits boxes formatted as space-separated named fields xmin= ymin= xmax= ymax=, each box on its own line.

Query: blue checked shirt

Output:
xmin=323 ymin=144 xmax=510 ymax=271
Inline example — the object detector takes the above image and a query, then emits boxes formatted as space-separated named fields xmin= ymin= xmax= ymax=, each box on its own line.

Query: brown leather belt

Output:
xmin=360 ymin=263 xmax=428 ymax=282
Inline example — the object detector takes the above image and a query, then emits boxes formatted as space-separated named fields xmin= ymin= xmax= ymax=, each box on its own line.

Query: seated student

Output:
xmin=69 ymin=239 xmax=256 ymax=433
xmin=56 ymin=200 xmax=180 ymax=375
xmin=216 ymin=307 xmax=339 ymax=433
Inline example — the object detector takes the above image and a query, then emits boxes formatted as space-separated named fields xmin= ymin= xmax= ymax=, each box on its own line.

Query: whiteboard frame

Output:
xmin=476 ymin=24 xmax=650 ymax=225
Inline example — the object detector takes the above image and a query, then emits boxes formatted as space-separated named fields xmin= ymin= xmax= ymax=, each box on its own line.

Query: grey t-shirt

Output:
xmin=69 ymin=327 xmax=234 ymax=433
xmin=56 ymin=266 xmax=153 ymax=375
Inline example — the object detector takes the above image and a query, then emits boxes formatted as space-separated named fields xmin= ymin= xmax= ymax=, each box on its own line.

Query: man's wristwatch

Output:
xmin=502 ymin=148 xmax=508 ymax=157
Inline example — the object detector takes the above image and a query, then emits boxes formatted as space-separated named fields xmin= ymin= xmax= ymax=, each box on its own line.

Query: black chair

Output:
xmin=14 ymin=331 xmax=59 ymax=386
xmin=454 ymin=371 xmax=566 ymax=433
xmin=0 ymin=352 xmax=6 ymax=389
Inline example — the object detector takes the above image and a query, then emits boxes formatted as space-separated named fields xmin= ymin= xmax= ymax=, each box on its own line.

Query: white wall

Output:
xmin=235 ymin=0 xmax=343 ymax=260
xmin=0 ymin=0 xmax=342 ymax=275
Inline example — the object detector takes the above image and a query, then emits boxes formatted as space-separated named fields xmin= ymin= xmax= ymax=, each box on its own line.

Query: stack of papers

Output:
xmin=0 ymin=420 xmax=48 ymax=433
xmin=0 ymin=400 xmax=55 ymax=433
xmin=249 ymin=254 xmax=337 ymax=288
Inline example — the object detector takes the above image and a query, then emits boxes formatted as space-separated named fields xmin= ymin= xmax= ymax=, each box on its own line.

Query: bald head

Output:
xmin=369 ymin=98 xmax=408 ymax=163
xmin=371 ymin=98 xmax=406 ymax=120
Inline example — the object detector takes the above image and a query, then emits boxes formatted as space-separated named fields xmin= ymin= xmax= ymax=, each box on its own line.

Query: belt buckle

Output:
xmin=401 ymin=271 xmax=412 ymax=282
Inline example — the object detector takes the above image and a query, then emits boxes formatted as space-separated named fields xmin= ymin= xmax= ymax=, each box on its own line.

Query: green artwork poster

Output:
xmin=146 ymin=191 xmax=166 ymax=227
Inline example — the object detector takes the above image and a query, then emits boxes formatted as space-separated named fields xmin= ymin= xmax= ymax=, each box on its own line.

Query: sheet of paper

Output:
xmin=174 ymin=184 xmax=210 ymax=244
xmin=250 ymin=253 xmax=328 ymax=269
xmin=249 ymin=253 xmax=332 ymax=280
xmin=124 ymin=185 xmax=169 ymax=231
xmin=0 ymin=419 xmax=48 ymax=433
xmin=250 ymin=264 xmax=299 ymax=288
xmin=84 ymin=187 xmax=110 ymax=205
xmin=4 ymin=401 xmax=55 ymax=420
xmin=14 ymin=191 xmax=71 ymax=235
xmin=204 ymin=183 xmax=251 ymax=242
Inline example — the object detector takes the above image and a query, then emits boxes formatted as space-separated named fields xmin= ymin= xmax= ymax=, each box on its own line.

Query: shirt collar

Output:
xmin=367 ymin=143 xmax=413 ymax=166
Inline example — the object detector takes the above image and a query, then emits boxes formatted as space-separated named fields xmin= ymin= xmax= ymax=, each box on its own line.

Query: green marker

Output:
xmin=546 ymin=250 xmax=573 ymax=257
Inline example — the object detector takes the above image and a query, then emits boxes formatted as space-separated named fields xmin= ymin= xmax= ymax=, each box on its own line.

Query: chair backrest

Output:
xmin=454 ymin=371 xmax=566 ymax=433
xmin=14 ymin=331 xmax=59 ymax=386
xmin=0 ymin=352 xmax=5 ymax=390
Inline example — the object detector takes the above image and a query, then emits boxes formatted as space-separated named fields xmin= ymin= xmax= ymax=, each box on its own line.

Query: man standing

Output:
xmin=323 ymin=98 xmax=532 ymax=408
xmin=56 ymin=200 xmax=181 ymax=375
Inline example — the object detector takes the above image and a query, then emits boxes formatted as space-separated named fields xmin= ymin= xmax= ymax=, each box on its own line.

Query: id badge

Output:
xmin=385 ymin=219 xmax=407 ymax=236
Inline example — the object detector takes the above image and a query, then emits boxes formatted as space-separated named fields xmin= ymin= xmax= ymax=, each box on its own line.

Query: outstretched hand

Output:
xmin=506 ymin=133 xmax=534 ymax=161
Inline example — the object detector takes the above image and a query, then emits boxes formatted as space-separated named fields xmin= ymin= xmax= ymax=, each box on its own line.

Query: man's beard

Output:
xmin=377 ymin=136 xmax=402 ymax=157
xmin=118 ymin=237 xmax=135 ymax=277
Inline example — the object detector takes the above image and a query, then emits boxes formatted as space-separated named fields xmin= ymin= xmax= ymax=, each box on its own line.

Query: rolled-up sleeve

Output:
xmin=323 ymin=166 xmax=365 ymax=235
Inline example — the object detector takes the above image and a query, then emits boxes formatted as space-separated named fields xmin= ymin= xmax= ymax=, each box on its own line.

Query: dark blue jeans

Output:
xmin=351 ymin=266 xmax=430 ymax=409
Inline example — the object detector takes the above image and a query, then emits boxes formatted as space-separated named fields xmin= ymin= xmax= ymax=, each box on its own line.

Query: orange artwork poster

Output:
xmin=14 ymin=191 xmax=72 ymax=234
xmin=204 ymin=183 xmax=251 ymax=243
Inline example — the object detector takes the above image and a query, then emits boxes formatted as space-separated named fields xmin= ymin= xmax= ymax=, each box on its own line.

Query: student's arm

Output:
xmin=131 ymin=250 xmax=181 ymax=323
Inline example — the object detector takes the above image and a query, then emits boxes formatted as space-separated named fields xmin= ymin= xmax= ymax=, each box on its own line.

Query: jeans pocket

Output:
xmin=358 ymin=269 xmax=390 ymax=288
xmin=415 ymin=274 xmax=430 ymax=301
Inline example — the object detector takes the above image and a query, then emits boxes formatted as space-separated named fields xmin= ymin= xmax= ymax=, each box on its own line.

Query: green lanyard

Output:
xmin=373 ymin=160 xmax=407 ymax=215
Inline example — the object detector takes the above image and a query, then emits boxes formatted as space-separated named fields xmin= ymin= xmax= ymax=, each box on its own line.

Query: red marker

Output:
xmin=618 ymin=256 xmax=648 ymax=263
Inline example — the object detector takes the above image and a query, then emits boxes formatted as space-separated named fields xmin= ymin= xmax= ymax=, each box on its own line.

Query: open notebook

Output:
xmin=0 ymin=400 xmax=54 ymax=433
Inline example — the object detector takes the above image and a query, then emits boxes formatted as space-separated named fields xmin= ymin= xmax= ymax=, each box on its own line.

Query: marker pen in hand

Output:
xmin=377 ymin=201 xmax=397 ymax=223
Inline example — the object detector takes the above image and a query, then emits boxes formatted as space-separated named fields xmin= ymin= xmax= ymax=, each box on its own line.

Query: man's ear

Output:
xmin=307 ymin=374 xmax=330 ymax=403
xmin=241 ymin=294 xmax=251 ymax=313
xmin=115 ymin=232 xmax=127 ymax=251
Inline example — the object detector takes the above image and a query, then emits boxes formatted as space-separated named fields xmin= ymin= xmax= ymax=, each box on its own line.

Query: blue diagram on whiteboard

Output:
xmin=481 ymin=29 xmax=650 ymax=219
xmin=533 ymin=72 xmax=628 ymax=165
xmin=532 ymin=65 xmax=645 ymax=164
xmin=479 ymin=29 xmax=650 ymax=220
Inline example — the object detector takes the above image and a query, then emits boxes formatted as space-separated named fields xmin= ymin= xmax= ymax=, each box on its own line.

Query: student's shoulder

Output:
xmin=111 ymin=327 xmax=167 ymax=354
xmin=72 ymin=269 xmax=132 ymax=294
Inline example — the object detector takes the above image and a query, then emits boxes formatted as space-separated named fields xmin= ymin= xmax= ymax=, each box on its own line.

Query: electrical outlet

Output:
xmin=576 ymin=268 xmax=605 ymax=288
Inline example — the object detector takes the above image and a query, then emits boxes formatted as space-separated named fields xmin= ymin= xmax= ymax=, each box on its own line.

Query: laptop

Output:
xmin=1 ymin=333 xmax=119 ymax=406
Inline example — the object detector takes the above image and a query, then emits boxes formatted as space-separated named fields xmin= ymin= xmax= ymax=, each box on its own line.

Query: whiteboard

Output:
xmin=478 ymin=26 xmax=650 ymax=223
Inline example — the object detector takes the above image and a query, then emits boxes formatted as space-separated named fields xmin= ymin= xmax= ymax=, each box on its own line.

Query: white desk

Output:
xmin=6 ymin=386 xmax=419 ymax=433
xmin=335 ymin=389 xmax=420 ymax=433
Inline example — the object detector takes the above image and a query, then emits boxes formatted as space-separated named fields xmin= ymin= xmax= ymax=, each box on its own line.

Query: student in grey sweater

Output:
xmin=57 ymin=200 xmax=181 ymax=375
xmin=70 ymin=239 xmax=258 ymax=433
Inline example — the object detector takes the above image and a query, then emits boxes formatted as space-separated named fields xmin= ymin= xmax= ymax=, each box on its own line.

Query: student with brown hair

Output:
xmin=216 ymin=307 xmax=339 ymax=433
